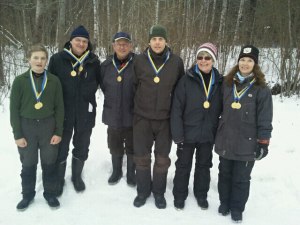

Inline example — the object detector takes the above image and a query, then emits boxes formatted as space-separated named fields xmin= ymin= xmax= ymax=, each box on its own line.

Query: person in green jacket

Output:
xmin=10 ymin=44 xmax=64 ymax=211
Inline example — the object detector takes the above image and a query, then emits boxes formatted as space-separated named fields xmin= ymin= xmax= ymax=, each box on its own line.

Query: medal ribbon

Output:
xmin=233 ymin=78 xmax=256 ymax=102
xmin=147 ymin=49 xmax=170 ymax=76
xmin=195 ymin=65 xmax=215 ymax=101
xmin=112 ymin=56 xmax=133 ymax=74
xmin=30 ymin=70 xmax=47 ymax=102
xmin=63 ymin=48 xmax=90 ymax=69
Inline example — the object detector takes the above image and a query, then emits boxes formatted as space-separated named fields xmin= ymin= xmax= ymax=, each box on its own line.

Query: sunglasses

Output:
xmin=197 ymin=56 xmax=212 ymax=61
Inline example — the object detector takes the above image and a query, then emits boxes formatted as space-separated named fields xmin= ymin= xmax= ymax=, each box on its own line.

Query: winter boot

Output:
xmin=126 ymin=154 xmax=136 ymax=187
xmin=197 ymin=198 xmax=209 ymax=210
xmin=231 ymin=211 xmax=243 ymax=223
xmin=17 ymin=165 xmax=37 ymax=211
xmin=56 ymin=161 xmax=66 ymax=196
xmin=154 ymin=194 xmax=167 ymax=209
xmin=218 ymin=203 xmax=230 ymax=216
xmin=108 ymin=155 xmax=123 ymax=185
xmin=16 ymin=195 xmax=34 ymax=211
xmin=71 ymin=157 xmax=86 ymax=192
xmin=43 ymin=192 xmax=60 ymax=209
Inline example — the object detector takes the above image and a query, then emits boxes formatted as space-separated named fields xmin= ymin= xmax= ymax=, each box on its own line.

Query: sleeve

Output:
xmin=10 ymin=77 xmax=23 ymax=140
xmin=256 ymin=87 xmax=273 ymax=140
xmin=99 ymin=62 xmax=105 ymax=93
xmin=48 ymin=56 xmax=55 ymax=75
xmin=170 ymin=76 xmax=186 ymax=143
xmin=53 ymin=77 xmax=64 ymax=136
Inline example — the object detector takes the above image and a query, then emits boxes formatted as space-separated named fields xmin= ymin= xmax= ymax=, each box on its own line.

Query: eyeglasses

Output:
xmin=197 ymin=56 xmax=212 ymax=61
xmin=115 ymin=43 xmax=130 ymax=48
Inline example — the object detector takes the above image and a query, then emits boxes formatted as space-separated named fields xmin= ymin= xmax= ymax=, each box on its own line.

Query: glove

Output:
xmin=255 ymin=143 xmax=269 ymax=160
xmin=177 ymin=142 xmax=184 ymax=151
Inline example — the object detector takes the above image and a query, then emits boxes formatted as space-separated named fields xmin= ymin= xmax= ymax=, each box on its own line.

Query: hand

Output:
xmin=255 ymin=143 xmax=269 ymax=160
xmin=177 ymin=142 xmax=184 ymax=151
xmin=50 ymin=135 xmax=62 ymax=145
xmin=15 ymin=138 xmax=27 ymax=148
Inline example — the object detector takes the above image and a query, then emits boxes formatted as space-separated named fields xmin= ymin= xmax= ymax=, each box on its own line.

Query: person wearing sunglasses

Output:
xmin=214 ymin=45 xmax=273 ymax=222
xmin=171 ymin=42 xmax=223 ymax=210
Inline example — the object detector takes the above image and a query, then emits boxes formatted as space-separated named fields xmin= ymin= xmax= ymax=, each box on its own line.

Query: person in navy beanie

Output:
xmin=214 ymin=45 xmax=273 ymax=222
xmin=48 ymin=25 xmax=101 ymax=196
xmin=171 ymin=42 xmax=223 ymax=210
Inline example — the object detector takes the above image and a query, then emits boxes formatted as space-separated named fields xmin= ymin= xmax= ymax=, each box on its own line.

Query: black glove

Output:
xmin=255 ymin=143 xmax=269 ymax=160
xmin=177 ymin=142 xmax=184 ymax=151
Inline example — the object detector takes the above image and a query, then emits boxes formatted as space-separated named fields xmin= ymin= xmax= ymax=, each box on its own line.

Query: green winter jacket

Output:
xmin=10 ymin=69 xmax=64 ymax=139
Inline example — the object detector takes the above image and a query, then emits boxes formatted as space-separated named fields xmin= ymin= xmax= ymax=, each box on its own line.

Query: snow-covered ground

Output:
xmin=0 ymin=94 xmax=299 ymax=225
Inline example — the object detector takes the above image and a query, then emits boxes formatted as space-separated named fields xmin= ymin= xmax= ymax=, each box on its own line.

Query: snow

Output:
xmin=0 ymin=94 xmax=300 ymax=225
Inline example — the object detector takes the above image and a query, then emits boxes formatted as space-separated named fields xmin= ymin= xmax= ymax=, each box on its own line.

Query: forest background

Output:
xmin=0 ymin=0 xmax=299 ymax=103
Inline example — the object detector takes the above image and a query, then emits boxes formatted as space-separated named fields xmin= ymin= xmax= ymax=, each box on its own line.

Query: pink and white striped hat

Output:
xmin=196 ymin=42 xmax=218 ymax=62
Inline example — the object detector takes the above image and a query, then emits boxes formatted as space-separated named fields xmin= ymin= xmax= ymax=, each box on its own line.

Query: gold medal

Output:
xmin=231 ymin=102 xmax=237 ymax=109
xmin=235 ymin=102 xmax=241 ymax=109
xmin=117 ymin=76 xmax=122 ymax=82
xmin=34 ymin=102 xmax=43 ymax=110
xmin=154 ymin=76 xmax=160 ymax=83
xmin=79 ymin=66 xmax=83 ymax=72
xmin=203 ymin=101 xmax=210 ymax=109
xmin=71 ymin=70 xmax=77 ymax=77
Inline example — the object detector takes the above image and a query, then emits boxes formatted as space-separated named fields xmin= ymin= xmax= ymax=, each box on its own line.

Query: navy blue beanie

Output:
xmin=70 ymin=25 xmax=90 ymax=40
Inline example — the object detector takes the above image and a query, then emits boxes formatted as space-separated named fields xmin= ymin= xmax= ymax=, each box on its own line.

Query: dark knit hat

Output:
xmin=70 ymin=25 xmax=90 ymax=40
xmin=238 ymin=45 xmax=259 ymax=64
xmin=149 ymin=25 xmax=167 ymax=41
xmin=196 ymin=42 xmax=218 ymax=62
xmin=113 ymin=32 xmax=132 ymax=42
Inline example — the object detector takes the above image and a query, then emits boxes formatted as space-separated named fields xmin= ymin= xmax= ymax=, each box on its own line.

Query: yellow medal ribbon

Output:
xmin=147 ymin=49 xmax=170 ymax=83
xmin=30 ymin=70 xmax=47 ymax=109
xmin=195 ymin=65 xmax=215 ymax=108
xmin=64 ymin=48 xmax=90 ymax=75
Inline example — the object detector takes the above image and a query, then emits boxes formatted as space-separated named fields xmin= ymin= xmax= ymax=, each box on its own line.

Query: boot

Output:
xmin=126 ymin=154 xmax=136 ymax=187
xmin=56 ymin=161 xmax=66 ymax=196
xmin=16 ymin=195 xmax=34 ymax=211
xmin=108 ymin=155 xmax=123 ymax=185
xmin=43 ymin=193 xmax=60 ymax=209
xmin=71 ymin=157 xmax=85 ymax=192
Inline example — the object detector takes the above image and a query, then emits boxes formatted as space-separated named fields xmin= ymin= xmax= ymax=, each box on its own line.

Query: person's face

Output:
xmin=113 ymin=39 xmax=132 ymax=60
xmin=28 ymin=51 xmax=47 ymax=73
xmin=238 ymin=57 xmax=255 ymax=76
xmin=149 ymin=37 xmax=167 ymax=54
xmin=196 ymin=52 xmax=213 ymax=74
xmin=70 ymin=37 xmax=89 ymax=56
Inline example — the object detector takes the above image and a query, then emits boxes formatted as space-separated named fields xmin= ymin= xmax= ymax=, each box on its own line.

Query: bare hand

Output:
xmin=15 ymin=138 xmax=27 ymax=148
xmin=50 ymin=135 xmax=62 ymax=145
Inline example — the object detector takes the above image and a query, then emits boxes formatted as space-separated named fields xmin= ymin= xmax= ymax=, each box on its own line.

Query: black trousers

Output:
xmin=18 ymin=117 xmax=58 ymax=197
xmin=173 ymin=142 xmax=213 ymax=201
xmin=218 ymin=156 xmax=255 ymax=212
xmin=57 ymin=126 xmax=92 ymax=163
xmin=133 ymin=115 xmax=172 ymax=197
xmin=107 ymin=126 xmax=133 ymax=156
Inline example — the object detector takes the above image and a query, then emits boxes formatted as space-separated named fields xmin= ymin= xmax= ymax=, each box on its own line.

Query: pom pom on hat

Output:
xmin=70 ymin=25 xmax=90 ymax=40
xmin=149 ymin=25 xmax=167 ymax=42
xmin=196 ymin=42 xmax=218 ymax=62
xmin=238 ymin=45 xmax=259 ymax=64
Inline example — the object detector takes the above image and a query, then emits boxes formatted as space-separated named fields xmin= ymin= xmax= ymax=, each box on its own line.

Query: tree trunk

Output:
xmin=93 ymin=0 xmax=100 ymax=55
xmin=56 ymin=0 xmax=66 ymax=50
xmin=33 ymin=0 xmax=43 ymax=44
xmin=232 ymin=0 xmax=245 ymax=45
xmin=155 ymin=0 xmax=159 ymax=24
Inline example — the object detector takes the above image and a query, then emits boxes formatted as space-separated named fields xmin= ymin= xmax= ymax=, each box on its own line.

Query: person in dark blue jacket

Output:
xmin=48 ymin=25 xmax=101 ymax=195
xmin=171 ymin=43 xmax=222 ymax=210
xmin=215 ymin=45 xmax=273 ymax=223
xmin=100 ymin=32 xmax=136 ymax=187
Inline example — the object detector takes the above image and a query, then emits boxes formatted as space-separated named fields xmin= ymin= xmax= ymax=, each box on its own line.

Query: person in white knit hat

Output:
xmin=171 ymin=42 xmax=222 ymax=210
